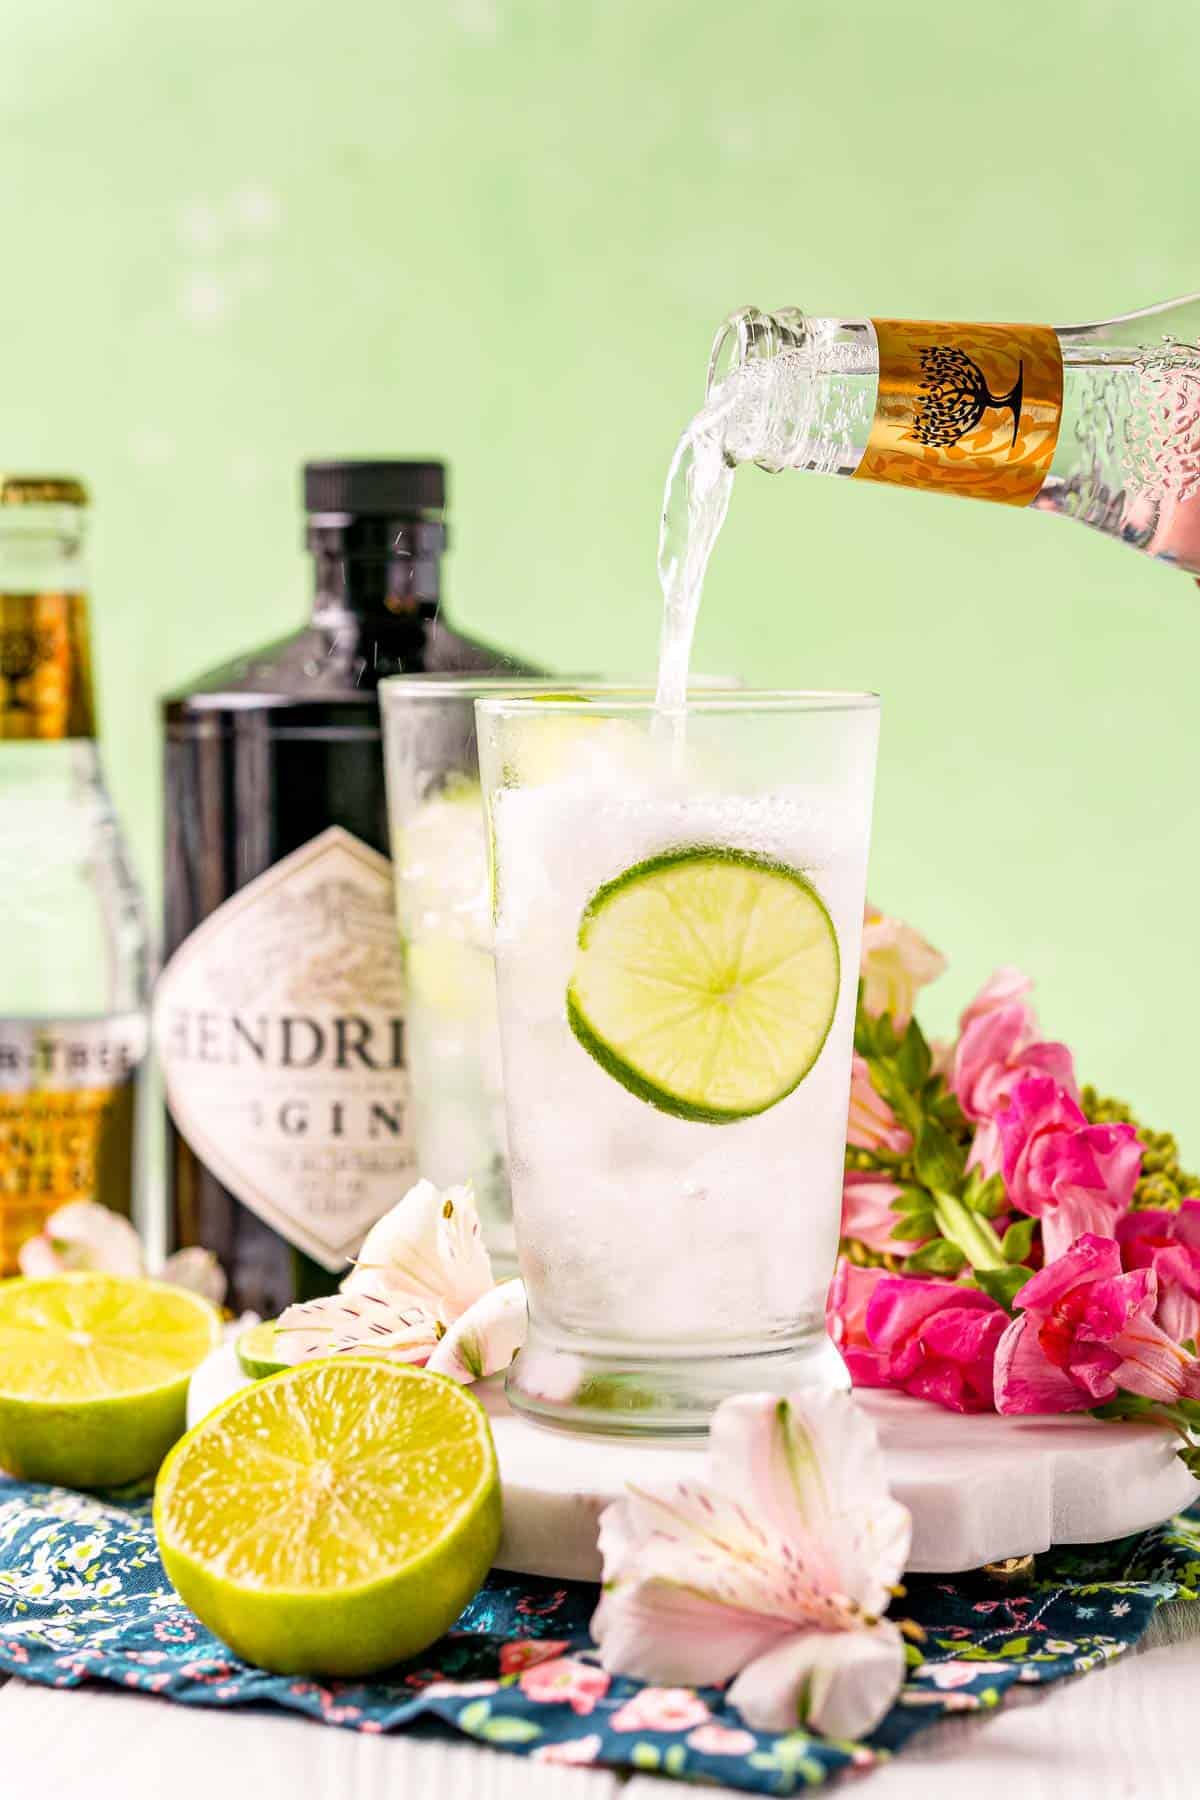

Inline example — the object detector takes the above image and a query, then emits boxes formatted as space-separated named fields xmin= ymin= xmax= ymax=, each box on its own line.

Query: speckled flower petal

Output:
xmin=274 ymin=1281 xmax=441 ymax=1365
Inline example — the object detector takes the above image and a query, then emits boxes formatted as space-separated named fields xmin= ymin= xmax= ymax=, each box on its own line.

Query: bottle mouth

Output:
xmin=706 ymin=306 xmax=810 ymax=398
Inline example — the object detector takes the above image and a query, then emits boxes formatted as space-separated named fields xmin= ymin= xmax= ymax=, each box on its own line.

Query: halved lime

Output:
xmin=567 ymin=845 xmax=840 ymax=1123
xmin=0 ymin=1273 xmax=222 ymax=1490
xmin=154 ymin=1358 xmax=501 ymax=1677
xmin=235 ymin=1318 xmax=289 ymax=1380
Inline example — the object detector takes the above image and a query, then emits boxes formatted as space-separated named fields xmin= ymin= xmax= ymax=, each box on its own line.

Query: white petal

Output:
xmin=728 ymin=1620 xmax=905 ymax=1739
xmin=160 ymin=1247 xmax=228 ymax=1307
xmin=343 ymin=1179 xmax=493 ymax=1323
xmin=19 ymin=1202 xmax=144 ymax=1278
xmin=276 ymin=1283 xmax=440 ymax=1364
xmin=709 ymin=1389 xmax=910 ymax=1615
xmin=426 ymin=1279 xmax=526 ymax=1382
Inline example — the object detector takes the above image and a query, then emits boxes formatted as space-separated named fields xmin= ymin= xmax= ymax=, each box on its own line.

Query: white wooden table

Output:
xmin=2 ymin=1602 xmax=1195 ymax=1798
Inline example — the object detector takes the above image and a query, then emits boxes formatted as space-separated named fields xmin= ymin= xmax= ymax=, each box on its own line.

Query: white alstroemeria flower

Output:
xmin=591 ymin=1389 xmax=911 ymax=1741
xmin=426 ymin=1279 xmax=527 ymax=1382
xmin=344 ymin=1178 xmax=493 ymax=1327
xmin=18 ymin=1202 xmax=144 ymax=1279
xmin=272 ymin=1179 xmax=503 ymax=1374
xmin=159 ymin=1247 xmax=228 ymax=1307
xmin=18 ymin=1202 xmax=229 ymax=1309
xmin=274 ymin=1281 xmax=442 ymax=1365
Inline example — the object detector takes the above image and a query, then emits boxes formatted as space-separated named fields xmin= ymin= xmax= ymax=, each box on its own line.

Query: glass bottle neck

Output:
xmin=307 ymin=514 xmax=445 ymax=626
xmin=0 ymin=506 xmax=95 ymax=740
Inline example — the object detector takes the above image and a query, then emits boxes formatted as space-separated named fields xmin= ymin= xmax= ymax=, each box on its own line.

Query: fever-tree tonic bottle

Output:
xmin=690 ymin=293 xmax=1200 ymax=568
xmin=157 ymin=460 xmax=530 ymax=1317
xmin=0 ymin=477 xmax=150 ymax=1275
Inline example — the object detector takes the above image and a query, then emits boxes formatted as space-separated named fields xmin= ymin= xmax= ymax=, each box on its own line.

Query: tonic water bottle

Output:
xmin=0 ymin=477 xmax=150 ymax=1274
xmin=703 ymin=293 xmax=1200 ymax=572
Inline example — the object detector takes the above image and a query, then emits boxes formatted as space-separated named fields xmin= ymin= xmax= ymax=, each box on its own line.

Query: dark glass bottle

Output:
xmin=158 ymin=460 xmax=530 ymax=1316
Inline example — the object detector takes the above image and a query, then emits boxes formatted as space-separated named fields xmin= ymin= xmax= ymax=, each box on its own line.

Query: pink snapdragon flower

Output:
xmin=826 ymin=1262 xmax=1006 ymax=1411
xmin=847 ymin=1056 xmax=912 ymax=1157
xmin=864 ymin=1277 xmax=1008 ymax=1414
xmin=859 ymin=908 xmax=947 ymax=1031
xmin=840 ymin=1175 xmax=926 ymax=1257
xmin=1116 ymin=1202 xmax=1200 ymax=1346
xmin=826 ymin=1258 xmax=889 ymax=1385
xmin=952 ymin=1001 xmax=1077 ymax=1126
xmin=994 ymin=1234 xmax=1200 ymax=1414
xmin=958 ymin=966 xmax=1038 ymax=1035
xmin=996 ymin=1075 xmax=1142 ymax=1261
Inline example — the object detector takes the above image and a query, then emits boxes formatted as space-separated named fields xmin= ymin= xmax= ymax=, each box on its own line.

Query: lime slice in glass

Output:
xmin=567 ymin=845 xmax=840 ymax=1123
xmin=0 ymin=1273 xmax=222 ymax=1489
xmin=154 ymin=1358 xmax=501 ymax=1676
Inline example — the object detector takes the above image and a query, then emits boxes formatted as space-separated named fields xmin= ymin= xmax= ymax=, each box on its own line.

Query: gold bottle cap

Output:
xmin=0 ymin=475 xmax=88 ymax=508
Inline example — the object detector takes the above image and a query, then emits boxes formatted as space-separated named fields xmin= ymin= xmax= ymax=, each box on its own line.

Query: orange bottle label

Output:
xmin=0 ymin=593 xmax=96 ymax=739
xmin=854 ymin=319 xmax=1063 ymax=506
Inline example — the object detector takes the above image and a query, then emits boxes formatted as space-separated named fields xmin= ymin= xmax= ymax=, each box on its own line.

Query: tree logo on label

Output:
xmin=909 ymin=345 xmax=1024 ymax=450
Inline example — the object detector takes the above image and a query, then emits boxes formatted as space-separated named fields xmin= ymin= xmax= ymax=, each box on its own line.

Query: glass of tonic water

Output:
xmin=476 ymin=689 xmax=880 ymax=1433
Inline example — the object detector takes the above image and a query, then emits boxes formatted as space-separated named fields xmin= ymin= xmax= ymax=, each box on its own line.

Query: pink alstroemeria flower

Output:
xmin=864 ymin=1278 xmax=1008 ymax=1414
xmin=847 ymin=1056 xmax=912 ymax=1157
xmin=592 ymin=1389 xmax=911 ymax=1740
xmin=826 ymin=1258 xmax=889 ymax=1386
xmin=1116 ymin=1203 xmax=1200 ymax=1347
xmin=840 ymin=1175 xmax=926 ymax=1258
xmin=994 ymin=1234 xmax=1200 ymax=1414
xmin=860 ymin=908 xmax=948 ymax=1031
xmin=997 ymin=1075 xmax=1142 ymax=1261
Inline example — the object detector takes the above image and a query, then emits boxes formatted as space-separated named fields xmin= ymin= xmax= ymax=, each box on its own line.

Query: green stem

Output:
xmin=931 ymin=1190 xmax=1008 ymax=1271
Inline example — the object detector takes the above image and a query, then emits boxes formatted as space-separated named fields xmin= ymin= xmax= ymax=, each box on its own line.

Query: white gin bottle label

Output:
xmin=154 ymin=826 xmax=413 ymax=1271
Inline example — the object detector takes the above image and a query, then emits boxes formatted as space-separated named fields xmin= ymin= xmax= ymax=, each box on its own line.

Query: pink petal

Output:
xmin=1012 ymin=1233 xmax=1123 ymax=1314
xmin=727 ymin=1620 xmax=905 ymax=1739
xmin=993 ymin=1315 xmax=1095 ymax=1414
xmin=958 ymin=967 xmax=1035 ymax=1033
xmin=707 ymin=1389 xmax=910 ymax=1615
xmin=1040 ymin=1191 xmax=1125 ymax=1263
xmin=590 ymin=1561 xmax=791 ymax=1689
xmin=840 ymin=1175 xmax=923 ymax=1255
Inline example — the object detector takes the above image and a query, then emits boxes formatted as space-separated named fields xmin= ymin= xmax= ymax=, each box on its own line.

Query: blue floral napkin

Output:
xmin=1 ymin=1481 xmax=1197 ymax=1792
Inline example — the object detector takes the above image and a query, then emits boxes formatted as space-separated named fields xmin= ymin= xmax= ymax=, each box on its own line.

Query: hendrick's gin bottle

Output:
xmin=157 ymin=460 xmax=526 ymax=1315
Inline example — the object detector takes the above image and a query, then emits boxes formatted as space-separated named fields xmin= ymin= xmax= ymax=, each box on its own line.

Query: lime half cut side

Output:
xmin=154 ymin=1357 xmax=501 ymax=1677
xmin=0 ymin=1272 xmax=222 ymax=1489
xmin=567 ymin=845 xmax=840 ymax=1124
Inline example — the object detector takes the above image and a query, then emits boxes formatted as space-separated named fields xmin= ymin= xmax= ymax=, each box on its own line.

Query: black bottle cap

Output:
xmin=303 ymin=460 xmax=446 ymax=517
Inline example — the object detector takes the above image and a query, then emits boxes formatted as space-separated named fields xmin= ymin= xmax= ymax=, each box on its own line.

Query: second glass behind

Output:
xmin=380 ymin=676 xmax=735 ymax=1271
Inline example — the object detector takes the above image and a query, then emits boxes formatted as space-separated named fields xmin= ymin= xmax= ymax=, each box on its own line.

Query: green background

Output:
xmin=2 ymin=0 xmax=1197 ymax=1146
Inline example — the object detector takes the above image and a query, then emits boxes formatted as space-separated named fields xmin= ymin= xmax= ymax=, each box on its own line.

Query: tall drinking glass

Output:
xmin=381 ymin=676 xmax=736 ymax=1272
xmin=476 ymin=690 xmax=879 ymax=1433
